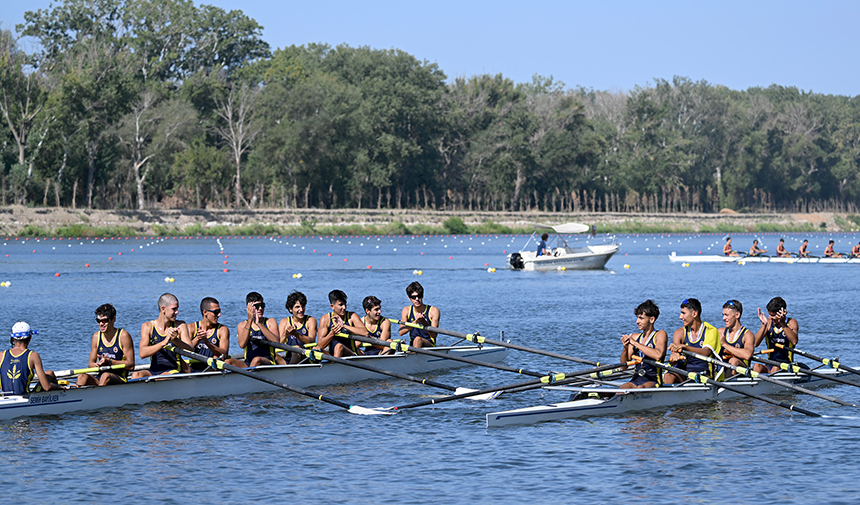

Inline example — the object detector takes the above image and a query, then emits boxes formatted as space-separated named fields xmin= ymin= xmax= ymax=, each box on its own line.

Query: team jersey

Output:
xmin=0 ymin=348 xmax=34 ymax=395
xmin=724 ymin=325 xmax=750 ymax=367
xmin=764 ymin=320 xmax=795 ymax=364
xmin=189 ymin=321 xmax=222 ymax=371
xmin=682 ymin=322 xmax=721 ymax=376
xmin=407 ymin=305 xmax=435 ymax=347
xmin=244 ymin=318 xmax=277 ymax=366
xmin=148 ymin=321 xmax=183 ymax=375
xmin=631 ymin=330 xmax=663 ymax=386
xmin=361 ymin=316 xmax=384 ymax=356
xmin=284 ymin=316 xmax=309 ymax=348
xmin=326 ymin=312 xmax=357 ymax=355
xmin=97 ymin=328 xmax=129 ymax=381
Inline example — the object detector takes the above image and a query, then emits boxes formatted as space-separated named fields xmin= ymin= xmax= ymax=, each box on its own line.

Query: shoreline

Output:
xmin=0 ymin=205 xmax=855 ymax=236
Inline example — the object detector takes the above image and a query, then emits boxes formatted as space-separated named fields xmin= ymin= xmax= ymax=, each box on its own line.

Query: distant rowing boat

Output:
xmin=485 ymin=367 xmax=857 ymax=427
xmin=669 ymin=252 xmax=860 ymax=264
xmin=0 ymin=345 xmax=507 ymax=421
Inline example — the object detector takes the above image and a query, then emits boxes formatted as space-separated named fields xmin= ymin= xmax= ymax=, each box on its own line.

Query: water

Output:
xmin=2 ymin=230 xmax=860 ymax=503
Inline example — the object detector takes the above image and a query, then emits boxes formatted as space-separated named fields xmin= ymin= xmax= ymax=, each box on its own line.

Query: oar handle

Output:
xmin=773 ymin=343 xmax=860 ymax=376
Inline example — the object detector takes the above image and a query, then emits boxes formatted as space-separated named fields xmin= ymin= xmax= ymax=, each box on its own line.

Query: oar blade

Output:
xmin=348 ymin=405 xmax=395 ymax=416
xmin=454 ymin=387 xmax=503 ymax=401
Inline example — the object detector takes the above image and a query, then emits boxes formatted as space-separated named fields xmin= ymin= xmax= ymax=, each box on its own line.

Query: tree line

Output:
xmin=3 ymin=0 xmax=860 ymax=214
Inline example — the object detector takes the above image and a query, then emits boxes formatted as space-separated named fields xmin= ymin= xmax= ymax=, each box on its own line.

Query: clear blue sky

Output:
xmin=2 ymin=0 xmax=858 ymax=96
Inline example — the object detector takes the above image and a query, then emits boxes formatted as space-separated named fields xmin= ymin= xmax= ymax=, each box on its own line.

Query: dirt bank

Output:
xmin=0 ymin=205 xmax=852 ymax=235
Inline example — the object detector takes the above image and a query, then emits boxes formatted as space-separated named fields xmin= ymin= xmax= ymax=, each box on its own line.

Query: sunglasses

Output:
xmin=96 ymin=318 xmax=111 ymax=324
xmin=725 ymin=300 xmax=735 ymax=306
xmin=206 ymin=308 xmax=221 ymax=316
xmin=409 ymin=294 xmax=422 ymax=300
xmin=680 ymin=299 xmax=689 ymax=307
xmin=254 ymin=303 xmax=266 ymax=309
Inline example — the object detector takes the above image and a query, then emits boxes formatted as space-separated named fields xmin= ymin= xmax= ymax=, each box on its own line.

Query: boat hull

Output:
xmin=0 ymin=346 xmax=508 ymax=421
xmin=486 ymin=369 xmax=855 ymax=427
xmin=669 ymin=254 xmax=860 ymax=264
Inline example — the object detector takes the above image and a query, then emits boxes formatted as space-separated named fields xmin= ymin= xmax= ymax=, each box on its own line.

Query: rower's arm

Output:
xmin=753 ymin=321 xmax=769 ymax=347
xmin=379 ymin=319 xmax=391 ymax=341
xmin=30 ymin=351 xmax=60 ymax=391
xmin=260 ymin=318 xmax=280 ymax=343
xmin=139 ymin=322 xmax=163 ymax=359
xmin=427 ymin=306 xmax=440 ymax=341
xmin=343 ymin=313 xmax=368 ymax=337
xmin=170 ymin=322 xmax=195 ymax=352
xmin=205 ymin=326 xmax=230 ymax=357
xmin=398 ymin=306 xmax=410 ymax=336
xmin=784 ymin=318 xmax=799 ymax=345
xmin=87 ymin=332 xmax=100 ymax=367
xmin=315 ymin=315 xmax=334 ymax=351
xmin=237 ymin=321 xmax=251 ymax=349
xmin=114 ymin=329 xmax=136 ymax=369
xmin=301 ymin=317 xmax=318 ymax=344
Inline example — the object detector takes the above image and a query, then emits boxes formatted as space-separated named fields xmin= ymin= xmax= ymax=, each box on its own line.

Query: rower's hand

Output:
xmin=246 ymin=302 xmax=258 ymax=322
xmin=282 ymin=324 xmax=296 ymax=338
xmin=773 ymin=308 xmax=787 ymax=327
xmin=166 ymin=326 xmax=180 ymax=341
xmin=669 ymin=351 xmax=683 ymax=362
xmin=757 ymin=308 xmax=768 ymax=325
xmin=95 ymin=355 xmax=108 ymax=366
xmin=620 ymin=334 xmax=633 ymax=345
xmin=415 ymin=313 xmax=428 ymax=325
xmin=668 ymin=343 xmax=683 ymax=353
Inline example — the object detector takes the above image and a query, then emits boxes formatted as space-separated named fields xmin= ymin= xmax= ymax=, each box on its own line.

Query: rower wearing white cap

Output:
xmin=0 ymin=322 xmax=61 ymax=395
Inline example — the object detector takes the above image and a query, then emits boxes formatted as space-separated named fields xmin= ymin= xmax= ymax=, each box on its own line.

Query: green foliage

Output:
xmin=442 ymin=216 xmax=469 ymax=234
xmin=19 ymin=225 xmax=50 ymax=236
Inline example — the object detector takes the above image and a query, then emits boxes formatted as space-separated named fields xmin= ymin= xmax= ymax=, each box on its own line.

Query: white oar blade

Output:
xmin=455 ymin=387 xmax=503 ymax=401
xmin=348 ymin=405 xmax=395 ymax=416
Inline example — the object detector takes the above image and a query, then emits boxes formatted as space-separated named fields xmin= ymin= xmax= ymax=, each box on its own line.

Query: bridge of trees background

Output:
xmin=3 ymin=0 xmax=860 ymax=214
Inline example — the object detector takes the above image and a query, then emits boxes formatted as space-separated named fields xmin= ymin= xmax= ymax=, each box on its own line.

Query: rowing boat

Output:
xmin=485 ymin=367 xmax=858 ymax=427
xmin=0 ymin=345 xmax=507 ymax=421
xmin=669 ymin=252 xmax=860 ymax=264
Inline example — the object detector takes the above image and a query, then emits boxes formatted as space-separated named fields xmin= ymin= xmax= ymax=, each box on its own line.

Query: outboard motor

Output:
xmin=510 ymin=252 xmax=524 ymax=269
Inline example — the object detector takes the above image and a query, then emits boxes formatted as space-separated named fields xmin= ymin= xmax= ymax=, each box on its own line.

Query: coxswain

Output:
xmin=278 ymin=291 xmax=317 ymax=364
xmin=187 ymin=297 xmax=232 ymax=371
xmin=663 ymin=298 xmax=722 ymax=384
xmin=718 ymin=300 xmax=754 ymax=376
xmin=77 ymin=303 xmax=135 ymax=386
xmin=619 ymin=300 xmax=667 ymax=389
xmin=131 ymin=293 xmax=193 ymax=379
xmin=798 ymin=239 xmax=810 ymax=258
xmin=360 ymin=295 xmax=393 ymax=356
xmin=749 ymin=240 xmax=767 ymax=257
xmin=824 ymin=240 xmax=842 ymax=258
xmin=316 ymin=290 xmax=368 ymax=357
xmin=0 ymin=322 xmax=60 ymax=395
xmin=398 ymin=281 xmax=440 ymax=348
xmin=237 ymin=292 xmax=285 ymax=367
xmin=776 ymin=238 xmax=791 ymax=257
xmin=723 ymin=237 xmax=739 ymax=257
xmin=753 ymin=296 xmax=798 ymax=374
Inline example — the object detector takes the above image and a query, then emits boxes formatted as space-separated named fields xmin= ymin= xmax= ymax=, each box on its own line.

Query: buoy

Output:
xmin=328 ymin=253 xmax=332 ymax=257
xmin=412 ymin=270 xmax=418 ymax=275
xmin=223 ymin=269 xmax=229 ymax=273
xmin=4 ymin=281 xmax=10 ymax=287
xmin=224 ymin=255 xmax=229 ymax=258
xmin=118 ymin=252 xmax=122 ymax=255
xmin=108 ymin=257 xmax=113 ymax=260
xmin=84 ymin=264 xmax=90 ymax=267
xmin=417 ymin=270 xmax=423 ymax=275
xmin=344 ymin=258 xmax=348 ymax=262
xmin=296 ymin=273 xmax=302 ymax=279
xmin=738 ymin=260 xmax=746 ymax=266
xmin=223 ymin=260 xmax=228 ymax=264
xmin=487 ymin=267 xmax=494 ymax=273
xmin=448 ymin=256 xmax=453 ymax=259
xmin=32 ymin=250 xmax=36 ymax=253
xmin=484 ymin=263 xmax=489 ymax=266
xmin=0 ymin=282 xmax=5 ymax=287
xmin=292 ymin=274 xmax=298 ymax=278
xmin=169 ymin=277 xmax=175 ymax=282
xmin=623 ymin=264 xmax=630 ymax=269
xmin=367 ymin=265 xmax=372 ymax=269
xmin=164 ymin=277 xmax=171 ymax=282
xmin=54 ymin=273 xmax=60 ymax=277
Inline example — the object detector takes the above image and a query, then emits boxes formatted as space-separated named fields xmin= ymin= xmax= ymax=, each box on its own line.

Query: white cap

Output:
xmin=11 ymin=321 xmax=35 ymax=339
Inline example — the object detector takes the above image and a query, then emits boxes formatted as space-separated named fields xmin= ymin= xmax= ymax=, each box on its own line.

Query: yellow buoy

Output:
xmin=623 ymin=264 xmax=630 ymax=269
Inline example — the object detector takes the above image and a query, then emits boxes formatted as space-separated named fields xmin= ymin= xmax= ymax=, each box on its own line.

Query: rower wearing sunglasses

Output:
xmin=237 ymin=292 xmax=285 ymax=367
xmin=187 ymin=297 xmax=234 ymax=371
xmin=663 ymin=298 xmax=722 ymax=384
xmin=718 ymin=299 xmax=754 ymax=375
xmin=398 ymin=281 xmax=440 ymax=348
xmin=752 ymin=296 xmax=798 ymax=374
xmin=77 ymin=303 xmax=135 ymax=386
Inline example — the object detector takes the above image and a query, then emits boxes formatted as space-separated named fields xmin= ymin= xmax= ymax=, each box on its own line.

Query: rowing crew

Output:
xmin=726 ymin=237 xmax=860 ymax=258
xmin=619 ymin=296 xmax=798 ymax=388
xmin=0 ymin=281 xmax=440 ymax=396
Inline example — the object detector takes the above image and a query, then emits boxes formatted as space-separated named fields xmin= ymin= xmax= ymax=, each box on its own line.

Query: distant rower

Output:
xmin=798 ymin=239 xmax=810 ymax=258
xmin=776 ymin=238 xmax=791 ymax=257
xmin=749 ymin=240 xmax=767 ymax=257
xmin=723 ymin=237 xmax=739 ymax=257
xmin=824 ymin=240 xmax=842 ymax=258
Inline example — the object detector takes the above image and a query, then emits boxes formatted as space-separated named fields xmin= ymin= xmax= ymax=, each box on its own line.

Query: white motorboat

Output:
xmin=508 ymin=223 xmax=619 ymax=271
xmin=0 ymin=345 xmax=508 ymax=421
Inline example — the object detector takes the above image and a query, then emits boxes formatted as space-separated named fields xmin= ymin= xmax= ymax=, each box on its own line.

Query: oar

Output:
xmin=390 ymin=319 xmax=599 ymax=366
xmin=166 ymin=346 xmax=388 ymax=415
xmin=638 ymin=358 xmax=821 ymax=417
xmin=751 ymin=355 xmax=860 ymax=388
xmin=387 ymin=362 xmax=632 ymax=411
xmin=252 ymin=337 xmax=500 ymax=400
xmin=53 ymin=363 xmax=150 ymax=379
xmin=680 ymin=350 xmax=857 ymax=408
xmin=774 ymin=343 xmax=860 ymax=378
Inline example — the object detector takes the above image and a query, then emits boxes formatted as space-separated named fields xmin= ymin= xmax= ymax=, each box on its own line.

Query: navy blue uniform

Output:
xmin=0 ymin=349 xmax=34 ymax=395
xmin=407 ymin=305 xmax=435 ymax=347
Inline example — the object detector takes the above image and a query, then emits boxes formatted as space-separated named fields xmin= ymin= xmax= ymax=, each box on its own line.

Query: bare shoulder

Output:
xmin=429 ymin=305 xmax=441 ymax=317
xmin=306 ymin=316 xmax=318 ymax=327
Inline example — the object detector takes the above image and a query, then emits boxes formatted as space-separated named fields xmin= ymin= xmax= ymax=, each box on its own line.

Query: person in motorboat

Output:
xmin=132 ymin=293 xmax=194 ymax=379
xmin=663 ymin=298 xmax=722 ymax=384
xmin=398 ymin=281 xmax=440 ymax=348
xmin=360 ymin=295 xmax=393 ymax=356
xmin=317 ymin=290 xmax=368 ymax=357
xmin=619 ymin=300 xmax=667 ymax=389
xmin=187 ymin=297 xmax=232 ymax=371
xmin=536 ymin=233 xmax=551 ymax=256
xmin=0 ymin=322 xmax=61 ymax=395
xmin=798 ymin=239 xmax=811 ymax=258
xmin=718 ymin=300 xmax=754 ymax=375
xmin=237 ymin=292 xmax=285 ymax=367
xmin=723 ymin=237 xmax=739 ymax=257
xmin=752 ymin=297 xmax=798 ymax=374
xmin=77 ymin=303 xmax=135 ymax=386
xmin=279 ymin=291 xmax=317 ymax=364
xmin=749 ymin=240 xmax=768 ymax=257
xmin=824 ymin=240 xmax=842 ymax=258
xmin=776 ymin=238 xmax=791 ymax=257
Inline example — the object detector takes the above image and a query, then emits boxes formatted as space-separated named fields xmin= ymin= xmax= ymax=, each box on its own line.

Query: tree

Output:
xmin=214 ymin=82 xmax=262 ymax=208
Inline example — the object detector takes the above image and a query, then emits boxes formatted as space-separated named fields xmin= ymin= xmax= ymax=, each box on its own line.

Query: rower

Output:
xmin=824 ymin=240 xmax=842 ymax=258
xmin=536 ymin=233 xmax=551 ymax=256
xmin=776 ymin=238 xmax=790 ymax=257
xmin=77 ymin=303 xmax=135 ymax=386
xmin=663 ymin=298 xmax=722 ymax=384
xmin=798 ymin=239 xmax=810 ymax=258
xmin=749 ymin=239 xmax=767 ymax=257
xmin=718 ymin=299 xmax=754 ymax=375
xmin=131 ymin=293 xmax=194 ymax=379
xmin=279 ymin=291 xmax=317 ymax=364
xmin=237 ymin=292 xmax=285 ymax=367
xmin=0 ymin=322 xmax=60 ymax=395
xmin=753 ymin=296 xmax=798 ymax=374
xmin=187 ymin=297 xmax=232 ymax=371
xmin=723 ymin=237 xmax=739 ymax=257
xmin=360 ymin=295 xmax=393 ymax=356
xmin=619 ymin=300 xmax=667 ymax=389
xmin=398 ymin=281 xmax=440 ymax=348
xmin=852 ymin=241 xmax=860 ymax=258
xmin=316 ymin=290 xmax=368 ymax=357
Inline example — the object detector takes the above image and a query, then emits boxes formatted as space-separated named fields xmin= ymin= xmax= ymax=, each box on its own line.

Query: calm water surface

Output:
xmin=1 ymin=231 xmax=859 ymax=503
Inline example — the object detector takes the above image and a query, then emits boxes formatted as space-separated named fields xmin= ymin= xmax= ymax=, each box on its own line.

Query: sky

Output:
xmin=2 ymin=0 xmax=858 ymax=96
